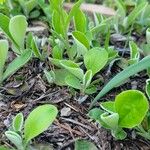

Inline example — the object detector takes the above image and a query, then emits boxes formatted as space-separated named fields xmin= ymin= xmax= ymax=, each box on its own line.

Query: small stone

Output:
xmin=60 ymin=107 xmax=71 ymax=117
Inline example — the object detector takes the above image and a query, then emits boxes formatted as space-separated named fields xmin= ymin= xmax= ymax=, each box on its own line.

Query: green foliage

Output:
xmin=12 ymin=113 xmax=24 ymax=132
xmin=2 ymin=49 xmax=32 ymax=81
xmin=0 ymin=40 xmax=32 ymax=84
xmin=74 ymin=9 xmax=87 ymax=33
xmin=0 ymin=0 xmax=40 ymax=18
xmin=84 ymin=48 xmax=108 ymax=76
xmin=129 ymin=41 xmax=140 ymax=64
xmin=5 ymin=104 xmax=58 ymax=150
xmin=0 ymin=14 xmax=27 ymax=54
xmin=115 ymin=90 xmax=149 ymax=128
xmin=89 ymin=90 xmax=149 ymax=139
xmin=90 ymin=55 xmax=150 ymax=108
xmin=75 ymin=139 xmax=98 ymax=150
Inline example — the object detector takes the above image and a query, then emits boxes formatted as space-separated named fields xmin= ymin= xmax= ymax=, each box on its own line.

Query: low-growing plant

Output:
xmin=114 ymin=0 xmax=148 ymax=33
xmin=3 ymin=104 xmax=58 ymax=150
xmin=75 ymin=139 xmax=98 ymax=150
xmin=45 ymin=47 xmax=109 ymax=94
xmin=0 ymin=13 xmax=28 ymax=54
xmin=89 ymin=90 xmax=149 ymax=140
xmin=0 ymin=14 xmax=46 ymax=60
xmin=90 ymin=55 xmax=150 ymax=108
xmin=0 ymin=40 xmax=32 ymax=84
xmin=0 ymin=0 xmax=40 ymax=19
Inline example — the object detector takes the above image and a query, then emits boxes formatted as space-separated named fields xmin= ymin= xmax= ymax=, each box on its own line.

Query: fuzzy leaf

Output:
xmin=75 ymin=140 xmax=98 ymax=150
xmin=9 ymin=15 xmax=27 ymax=49
xmin=100 ymin=101 xmax=115 ymax=113
xmin=74 ymin=9 xmax=86 ymax=33
xmin=146 ymin=79 xmax=150 ymax=99
xmin=0 ymin=40 xmax=8 ymax=71
xmin=146 ymin=28 xmax=150 ymax=44
xmin=0 ymin=13 xmax=19 ymax=49
xmin=3 ymin=49 xmax=32 ymax=81
xmin=83 ymin=70 xmax=92 ymax=88
xmin=73 ymin=31 xmax=90 ymax=49
xmin=101 ymin=112 xmax=119 ymax=129
xmin=60 ymin=60 xmax=84 ymax=80
xmin=12 ymin=113 xmax=24 ymax=132
xmin=115 ymin=90 xmax=149 ymax=128
xmin=24 ymin=104 xmax=58 ymax=144
xmin=5 ymin=131 xmax=23 ymax=150
xmin=84 ymin=48 xmax=108 ymax=76
xmin=65 ymin=75 xmax=81 ymax=89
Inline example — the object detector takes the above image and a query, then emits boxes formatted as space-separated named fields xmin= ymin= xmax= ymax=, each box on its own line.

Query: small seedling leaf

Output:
xmin=75 ymin=140 xmax=98 ymax=150
xmin=24 ymin=104 xmax=58 ymax=144
xmin=9 ymin=15 xmax=27 ymax=50
xmin=3 ymin=49 xmax=32 ymax=81
xmin=12 ymin=113 xmax=24 ymax=132
xmin=84 ymin=47 xmax=108 ymax=76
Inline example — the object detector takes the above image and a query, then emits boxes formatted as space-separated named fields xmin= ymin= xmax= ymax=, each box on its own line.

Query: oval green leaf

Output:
xmin=24 ymin=104 xmax=58 ymax=144
xmin=9 ymin=15 xmax=28 ymax=49
xmin=84 ymin=47 xmax=108 ymax=75
xmin=115 ymin=90 xmax=149 ymax=128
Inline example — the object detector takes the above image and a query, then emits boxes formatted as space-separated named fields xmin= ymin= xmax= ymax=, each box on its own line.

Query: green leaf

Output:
xmin=88 ymin=108 xmax=110 ymax=129
xmin=25 ymin=0 xmax=37 ymax=14
xmin=0 ymin=146 xmax=10 ymax=150
xmin=115 ymin=90 xmax=149 ymax=128
xmin=60 ymin=60 xmax=84 ymax=80
xmin=111 ymin=128 xmax=127 ymax=140
xmin=146 ymin=79 xmax=150 ymax=99
xmin=115 ymin=0 xmax=126 ymax=18
xmin=84 ymin=48 xmax=108 ymax=76
xmin=83 ymin=70 xmax=92 ymax=89
xmin=0 ymin=13 xmax=19 ymax=49
xmin=101 ymin=112 xmax=119 ymax=129
xmin=65 ymin=0 xmax=84 ymax=29
xmin=52 ymin=10 xmax=64 ymax=36
xmin=65 ymin=75 xmax=81 ymax=90
xmin=90 ymin=55 xmax=150 ymax=109
xmin=0 ymin=40 xmax=8 ymax=79
xmin=12 ymin=113 xmax=24 ymax=132
xmin=53 ymin=69 xmax=73 ymax=86
xmin=31 ymin=37 xmax=42 ymax=59
xmin=100 ymin=101 xmax=115 ymax=113
xmin=3 ymin=49 xmax=32 ymax=81
xmin=129 ymin=41 xmax=139 ymax=64
xmin=52 ymin=45 xmax=63 ymax=60
xmin=75 ymin=140 xmax=98 ymax=150
xmin=44 ymin=69 xmax=55 ymax=84
xmin=5 ymin=131 xmax=23 ymax=150
xmin=24 ymin=104 xmax=58 ymax=144
xmin=74 ymin=9 xmax=86 ymax=33
xmin=72 ymin=31 xmax=90 ymax=49
xmin=9 ymin=15 xmax=27 ymax=50
xmin=123 ymin=2 xmax=148 ymax=29
xmin=146 ymin=28 xmax=150 ymax=44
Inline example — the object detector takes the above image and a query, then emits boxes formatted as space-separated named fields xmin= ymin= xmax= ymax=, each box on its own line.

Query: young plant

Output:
xmin=75 ymin=139 xmax=98 ymax=150
xmin=114 ymin=0 xmax=148 ymax=33
xmin=89 ymin=90 xmax=149 ymax=140
xmin=4 ymin=104 xmax=58 ymax=150
xmin=0 ymin=13 xmax=27 ymax=54
xmin=0 ymin=0 xmax=40 ymax=19
xmin=45 ymin=47 xmax=108 ymax=94
xmin=90 ymin=55 xmax=150 ymax=108
xmin=0 ymin=40 xmax=32 ymax=84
